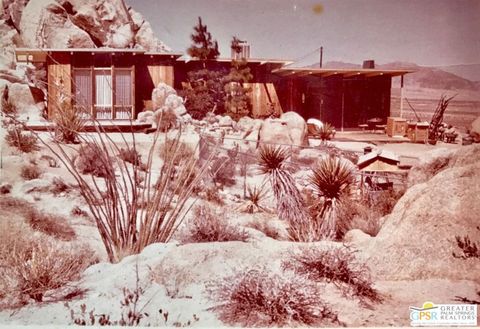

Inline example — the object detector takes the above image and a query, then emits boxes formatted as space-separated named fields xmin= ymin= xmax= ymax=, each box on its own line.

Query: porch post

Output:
xmin=399 ymin=75 xmax=404 ymax=118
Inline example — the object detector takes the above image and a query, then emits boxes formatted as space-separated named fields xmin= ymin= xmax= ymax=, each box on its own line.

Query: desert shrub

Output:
xmin=50 ymin=177 xmax=72 ymax=196
xmin=71 ymin=206 xmax=89 ymax=217
xmin=118 ymin=147 xmax=142 ymax=166
xmin=5 ymin=126 xmax=39 ymax=153
xmin=1 ymin=98 xmax=17 ymax=117
xmin=76 ymin=142 xmax=113 ymax=178
xmin=201 ymin=186 xmax=225 ymax=205
xmin=25 ymin=209 xmax=76 ymax=241
xmin=307 ymin=155 xmax=355 ymax=240
xmin=53 ymin=100 xmax=86 ymax=143
xmin=6 ymin=238 xmax=95 ymax=302
xmin=257 ymin=145 xmax=310 ymax=241
xmin=210 ymin=156 xmax=236 ymax=187
xmin=159 ymin=138 xmax=195 ymax=165
xmin=182 ymin=205 xmax=248 ymax=243
xmin=208 ymin=268 xmax=339 ymax=327
xmin=246 ymin=220 xmax=280 ymax=240
xmin=20 ymin=164 xmax=42 ymax=180
xmin=156 ymin=108 xmax=178 ymax=132
xmin=0 ymin=183 xmax=12 ymax=194
xmin=284 ymin=247 xmax=382 ymax=304
xmin=319 ymin=122 xmax=335 ymax=141
xmin=239 ymin=184 xmax=268 ymax=213
xmin=453 ymin=228 xmax=480 ymax=259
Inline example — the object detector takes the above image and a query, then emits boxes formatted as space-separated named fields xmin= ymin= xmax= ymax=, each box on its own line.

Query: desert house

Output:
xmin=15 ymin=47 xmax=413 ymax=128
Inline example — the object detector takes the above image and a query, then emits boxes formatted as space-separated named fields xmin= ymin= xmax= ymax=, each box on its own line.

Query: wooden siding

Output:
xmin=147 ymin=65 xmax=174 ymax=87
xmin=247 ymin=82 xmax=283 ymax=118
xmin=47 ymin=53 xmax=72 ymax=119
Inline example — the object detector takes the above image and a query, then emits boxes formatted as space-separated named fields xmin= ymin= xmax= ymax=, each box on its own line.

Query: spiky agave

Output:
xmin=309 ymin=155 xmax=355 ymax=239
xmin=257 ymin=145 xmax=313 ymax=241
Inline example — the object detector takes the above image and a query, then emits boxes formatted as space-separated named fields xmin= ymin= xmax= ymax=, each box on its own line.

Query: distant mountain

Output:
xmin=379 ymin=62 xmax=479 ymax=91
xmin=435 ymin=64 xmax=480 ymax=82
xmin=310 ymin=61 xmax=480 ymax=91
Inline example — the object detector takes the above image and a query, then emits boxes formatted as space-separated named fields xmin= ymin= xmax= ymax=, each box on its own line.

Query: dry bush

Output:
xmin=156 ymin=108 xmax=178 ymax=132
xmin=181 ymin=205 xmax=249 ymax=243
xmin=210 ymin=155 xmax=236 ymax=187
xmin=1 ymin=98 xmax=16 ymax=115
xmin=118 ymin=147 xmax=142 ymax=166
xmin=208 ymin=268 xmax=339 ymax=327
xmin=453 ymin=227 xmax=480 ymax=259
xmin=53 ymin=100 xmax=86 ymax=144
xmin=0 ymin=219 xmax=95 ymax=305
xmin=246 ymin=220 xmax=280 ymax=240
xmin=284 ymin=247 xmax=382 ymax=304
xmin=5 ymin=126 xmax=39 ymax=153
xmin=75 ymin=142 xmax=114 ymax=178
xmin=202 ymin=186 xmax=225 ymax=205
xmin=6 ymin=238 xmax=94 ymax=303
xmin=25 ymin=209 xmax=76 ymax=241
xmin=20 ymin=164 xmax=42 ymax=180
xmin=159 ymin=138 xmax=195 ymax=165
xmin=71 ymin=205 xmax=89 ymax=217
xmin=50 ymin=177 xmax=72 ymax=196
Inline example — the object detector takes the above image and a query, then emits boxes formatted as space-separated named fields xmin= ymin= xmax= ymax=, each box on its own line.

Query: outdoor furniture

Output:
xmin=375 ymin=124 xmax=387 ymax=134
xmin=358 ymin=124 xmax=368 ymax=131
xmin=367 ymin=117 xmax=382 ymax=131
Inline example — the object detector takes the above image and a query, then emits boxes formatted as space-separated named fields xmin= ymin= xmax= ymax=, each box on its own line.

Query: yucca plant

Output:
xmin=53 ymin=99 xmax=87 ymax=144
xmin=309 ymin=155 xmax=355 ymax=240
xmin=319 ymin=122 xmax=335 ymax=141
xmin=238 ymin=184 xmax=268 ymax=213
xmin=257 ymin=145 xmax=310 ymax=241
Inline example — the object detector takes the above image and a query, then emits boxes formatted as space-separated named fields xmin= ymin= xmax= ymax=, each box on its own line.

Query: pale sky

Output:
xmin=127 ymin=0 xmax=480 ymax=66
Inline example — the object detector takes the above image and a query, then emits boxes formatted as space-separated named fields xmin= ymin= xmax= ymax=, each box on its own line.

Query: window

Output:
xmin=73 ymin=67 xmax=134 ymax=120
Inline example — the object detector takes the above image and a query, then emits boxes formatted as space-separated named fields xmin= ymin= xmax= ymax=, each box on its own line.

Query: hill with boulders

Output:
xmin=363 ymin=144 xmax=480 ymax=281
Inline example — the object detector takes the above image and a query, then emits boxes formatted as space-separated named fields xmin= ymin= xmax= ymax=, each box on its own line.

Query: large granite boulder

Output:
xmin=20 ymin=0 xmax=95 ymax=48
xmin=152 ymin=82 xmax=177 ymax=110
xmin=259 ymin=111 xmax=308 ymax=147
xmin=366 ymin=145 xmax=480 ymax=281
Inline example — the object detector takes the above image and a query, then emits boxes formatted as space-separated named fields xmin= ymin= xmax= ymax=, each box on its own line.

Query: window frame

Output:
xmin=72 ymin=66 xmax=135 ymax=120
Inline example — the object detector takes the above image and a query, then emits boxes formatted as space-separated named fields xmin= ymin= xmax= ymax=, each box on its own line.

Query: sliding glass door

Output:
xmin=73 ymin=67 xmax=134 ymax=120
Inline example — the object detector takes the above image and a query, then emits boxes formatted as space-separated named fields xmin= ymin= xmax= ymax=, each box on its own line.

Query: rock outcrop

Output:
xmin=258 ymin=111 xmax=308 ymax=147
xmin=366 ymin=144 xmax=480 ymax=281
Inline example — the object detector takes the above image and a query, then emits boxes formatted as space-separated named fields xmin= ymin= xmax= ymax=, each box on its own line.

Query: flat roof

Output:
xmin=272 ymin=67 xmax=414 ymax=78
xmin=15 ymin=48 xmax=183 ymax=62
xmin=177 ymin=57 xmax=293 ymax=65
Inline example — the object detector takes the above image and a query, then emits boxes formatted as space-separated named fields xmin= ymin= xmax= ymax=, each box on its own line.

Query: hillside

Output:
xmin=316 ymin=61 xmax=480 ymax=92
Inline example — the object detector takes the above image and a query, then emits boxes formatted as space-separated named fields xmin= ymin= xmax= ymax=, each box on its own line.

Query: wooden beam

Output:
xmin=343 ymin=71 xmax=363 ymax=78
xmin=364 ymin=72 xmax=385 ymax=78
xmin=314 ymin=71 xmax=338 ymax=78
xmin=274 ymin=70 xmax=295 ymax=77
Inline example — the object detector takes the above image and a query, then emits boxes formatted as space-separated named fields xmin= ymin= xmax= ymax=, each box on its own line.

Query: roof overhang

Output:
xmin=272 ymin=67 xmax=415 ymax=78
xmin=177 ymin=57 xmax=293 ymax=66
xmin=15 ymin=48 xmax=183 ymax=63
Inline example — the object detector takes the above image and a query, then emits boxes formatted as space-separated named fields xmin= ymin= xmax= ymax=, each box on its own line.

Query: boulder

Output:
xmin=470 ymin=116 xmax=480 ymax=142
xmin=280 ymin=111 xmax=308 ymax=146
xmin=218 ymin=115 xmax=234 ymax=128
xmin=137 ymin=110 xmax=154 ymax=124
xmin=151 ymin=82 xmax=176 ymax=110
xmin=3 ymin=0 xmax=28 ymax=31
xmin=8 ymin=83 xmax=45 ymax=121
xmin=259 ymin=112 xmax=309 ymax=147
xmin=20 ymin=0 xmax=94 ymax=48
xmin=133 ymin=19 xmax=170 ymax=52
xmin=165 ymin=94 xmax=183 ymax=111
xmin=366 ymin=144 xmax=480 ymax=281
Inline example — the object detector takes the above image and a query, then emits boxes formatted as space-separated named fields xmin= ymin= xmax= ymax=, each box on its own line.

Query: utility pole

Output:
xmin=319 ymin=46 xmax=323 ymax=68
